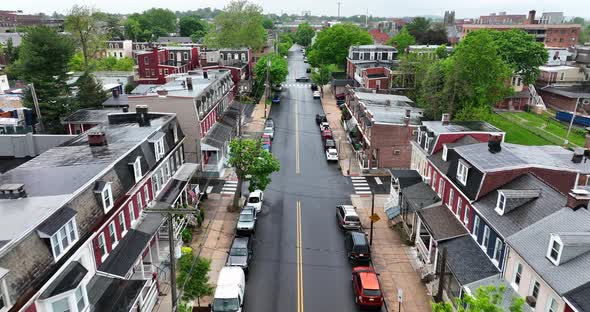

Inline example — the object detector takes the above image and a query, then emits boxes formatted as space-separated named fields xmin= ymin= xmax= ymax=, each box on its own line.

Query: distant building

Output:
xmin=136 ymin=47 xmax=200 ymax=85
xmin=0 ymin=10 xmax=63 ymax=32
xmin=346 ymin=45 xmax=398 ymax=91
xmin=477 ymin=11 xmax=527 ymax=25
xmin=98 ymin=40 xmax=133 ymax=59
xmin=157 ymin=36 xmax=194 ymax=44
xmin=368 ymin=29 xmax=391 ymax=45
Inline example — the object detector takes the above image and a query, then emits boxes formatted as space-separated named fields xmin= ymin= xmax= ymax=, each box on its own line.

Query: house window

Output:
xmin=496 ymin=192 xmax=506 ymax=213
xmin=119 ymin=52 xmax=123 ymax=58
xmin=101 ymin=184 xmax=114 ymax=212
xmin=448 ymin=188 xmax=454 ymax=209
xmin=145 ymin=69 xmax=150 ymax=77
xmin=512 ymin=262 xmax=523 ymax=289
xmin=493 ymin=238 xmax=503 ymax=263
xmin=151 ymin=69 xmax=155 ymax=76
xmin=432 ymin=172 xmax=437 ymax=190
xmin=456 ymin=197 xmax=462 ymax=218
xmin=472 ymin=215 xmax=480 ymax=241
xmin=75 ymin=286 xmax=87 ymax=311
xmin=98 ymin=233 xmax=107 ymax=260
xmin=165 ymin=69 xmax=169 ymax=75
xmin=437 ymin=178 xmax=444 ymax=197
xmin=51 ymin=297 xmax=70 ymax=312
xmin=530 ymin=280 xmax=540 ymax=300
xmin=154 ymin=138 xmax=165 ymax=161
xmin=173 ymin=125 xmax=179 ymax=143
xmin=128 ymin=202 xmax=136 ymax=224
xmin=50 ymin=219 xmax=79 ymax=260
xmin=133 ymin=157 xmax=142 ymax=183
xmin=463 ymin=205 xmax=470 ymax=225
xmin=170 ymin=52 xmax=174 ymax=60
xmin=108 ymin=222 xmax=118 ymax=247
xmin=416 ymin=129 xmax=422 ymax=144
xmin=457 ymin=161 xmax=469 ymax=185
xmin=144 ymin=185 xmax=150 ymax=205
xmin=548 ymin=237 xmax=562 ymax=264
xmin=118 ymin=213 xmax=127 ymax=235
xmin=183 ymin=52 xmax=189 ymax=60
xmin=144 ymin=56 xmax=149 ymax=65
xmin=442 ymin=145 xmax=448 ymax=161
xmin=546 ymin=297 xmax=558 ymax=312
xmin=483 ymin=226 xmax=490 ymax=250
xmin=424 ymin=137 xmax=431 ymax=151
xmin=159 ymin=69 xmax=163 ymax=75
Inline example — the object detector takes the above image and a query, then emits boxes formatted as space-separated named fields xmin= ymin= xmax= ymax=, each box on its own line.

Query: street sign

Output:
xmin=398 ymin=288 xmax=403 ymax=303
xmin=369 ymin=213 xmax=381 ymax=223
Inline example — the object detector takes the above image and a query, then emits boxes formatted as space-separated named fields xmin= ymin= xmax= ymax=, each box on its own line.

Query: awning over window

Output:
xmin=39 ymin=261 xmax=87 ymax=299
xmin=87 ymin=275 xmax=147 ymax=312
xmin=156 ymin=163 xmax=199 ymax=205
xmin=37 ymin=207 xmax=77 ymax=238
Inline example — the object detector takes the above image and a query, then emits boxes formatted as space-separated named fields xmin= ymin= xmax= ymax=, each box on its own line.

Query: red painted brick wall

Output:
xmin=370 ymin=123 xmax=416 ymax=168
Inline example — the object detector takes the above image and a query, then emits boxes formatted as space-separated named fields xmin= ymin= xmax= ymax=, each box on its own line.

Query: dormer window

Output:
xmin=149 ymin=132 xmax=166 ymax=161
xmin=456 ymin=160 xmax=470 ymax=186
xmin=547 ymin=236 xmax=563 ymax=265
xmin=38 ymin=207 xmax=79 ymax=261
xmin=101 ymin=183 xmax=114 ymax=212
xmin=496 ymin=191 xmax=506 ymax=214
xmin=442 ymin=145 xmax=448 ymax=161
xmin=424 ymin=137 xmax=431 ymax=151
xmin=132 ymin=157 xmax=142 ymax=183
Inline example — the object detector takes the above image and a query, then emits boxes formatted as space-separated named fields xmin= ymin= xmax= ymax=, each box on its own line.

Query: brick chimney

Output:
xmin=441 ymin=113 xmax=450 ymax=126
xmin=527 ymin=10 xmax=536 ymax=24
xmin=566 ymin=189 xmax=590 ymax=210
xmin=88 ymin=131 xmax=108 ymax=146
xmin=136 ymin=105 xmax=150 ymax=127
xmin=488 ymin=134 xmax=502 ymax=154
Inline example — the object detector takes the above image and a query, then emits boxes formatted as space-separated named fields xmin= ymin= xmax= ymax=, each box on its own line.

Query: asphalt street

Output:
xmin=242 ymin=45 xmax=370 ymax=312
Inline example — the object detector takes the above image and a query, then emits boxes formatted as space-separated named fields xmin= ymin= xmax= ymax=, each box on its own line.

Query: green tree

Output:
xmin=254 ymin=54 xmax=288 ymax=86
xmin=124 ymin=8 xmax=177 ymax=41
xmin=176 ymin=249 xmax=214 ymax=307
xmin=406 ymin=17 xmax=431 ymax=43
xmin=490 ymin=29 xmax=548 ymax=84
xmin=307 ymin=23 xmax=373 ymax=67
xmin=422 ymin=24 xmax=449 ymax=45
xmin=432 ymin=285 xmax=525 ymax=312
xmin=74 ymin=71 xmax=108 ymax=108
xmin=179 ymin=15 xmax=206 ymax=38
xmin=386 ymin=27 xmax=416 ymax=53
xmin=10 ymin=26 xmax=76 ymax=133
xmin=204 ymin=0 xmax=267 ymax=51
xmin=123 ymin=17 xmax=142 ymax=41
xmin=262 ymin=17 xmax=274 ymax=30
xmin=228 ymin=138 xmax=280 ymax=209
xmin=312 ymin=64 xmax=336 ymax=87
xmin=5 ymin=37 xmax=18 ymax=65
xmin=295 ymin=22 xmax=315 ymax=47
xmin=65 ymin=5 xmax=106 ymax=71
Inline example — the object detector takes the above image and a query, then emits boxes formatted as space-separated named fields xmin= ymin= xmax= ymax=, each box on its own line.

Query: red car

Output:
xmin=352 ymin=266 xmax=384 ymax=309
xmin=261 ymin=134 xmax=272 ymax=146
xmin=321 ymin=129 xmax=333 ymax=140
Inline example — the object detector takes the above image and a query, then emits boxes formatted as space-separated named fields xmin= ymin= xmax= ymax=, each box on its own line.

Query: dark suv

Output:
xmin=226 ymin=236 xmax=253 ymax=273
xmin=345 ymin=231 xmax=371 ymax=264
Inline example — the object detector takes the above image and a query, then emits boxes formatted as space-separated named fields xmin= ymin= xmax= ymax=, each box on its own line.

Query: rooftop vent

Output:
xmin=0 ymin=183 xmax=26 ymax=199
xmin=488 ymin=134 xmax=502 ymax=154
xmin=441 ymin=113 xmax=450 ymax=126
xmin=572 ymin=148 xmax=584 ymax=164
xmin=88 ymin=131 xmax=108 ymax=146
xmin=186 ymin=77 xmax=193 ymax=90
xmin=136 ymin=105 xmax=150 ymax=127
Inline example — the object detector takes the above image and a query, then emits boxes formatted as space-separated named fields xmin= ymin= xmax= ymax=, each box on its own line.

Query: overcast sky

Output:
xmin=4 ymin=0 xmax=589 ymax=19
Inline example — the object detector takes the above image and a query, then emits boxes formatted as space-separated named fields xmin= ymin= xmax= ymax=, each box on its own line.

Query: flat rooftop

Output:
xmin=463 ymin=23 xmax=582 ymax=29
xmin=354 ymin=92 xmax=422 ymax=125
xmin=132 ymin=70 xmax=231 ymax=98
xmin=61 ymin=109 xmax=119 ymax=124
xmin=422 ymin=121 xmax=503 ymax=134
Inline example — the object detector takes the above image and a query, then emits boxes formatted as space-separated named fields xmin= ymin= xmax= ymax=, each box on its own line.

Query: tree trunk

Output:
xmin=231 ymin=177 xmax=244 ymax=212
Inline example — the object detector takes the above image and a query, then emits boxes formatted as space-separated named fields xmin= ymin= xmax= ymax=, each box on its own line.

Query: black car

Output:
xmin=344 ymin=231 xmax=371 ymax=264
xmin=311 ymin=84 xmax=318 ymax=91
xmin=306 ymin=68 xmax=311 ymax=73
xmin=226 ymin=236 xmax=254 ymax=273
xmin=316 ymin=114 xmax=327 ymax=124
xmin=296 ymin=76 xmax=310 ymax=82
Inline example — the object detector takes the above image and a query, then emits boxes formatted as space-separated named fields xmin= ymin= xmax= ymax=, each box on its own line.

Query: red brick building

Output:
xmin=462 ymin=23 xmax=581 ymax=48
xmin=136 ymin=47 xmax=200 ymax=85
xmin=346 ymin=45 xmax=397 ymax=91
xmin=368 ymin=29 xmax=391 ymax=45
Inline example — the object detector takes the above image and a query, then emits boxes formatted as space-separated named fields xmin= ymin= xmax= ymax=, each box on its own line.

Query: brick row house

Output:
xmin=0 ymin=109 xmax=198 ymax=312
xmin=346 ymin=45 xmax=397 ymax=91
xmin=136 ymin=47 xmax=200 ymax=85
xmin=389 ymin=114 xmax=590 ymax=310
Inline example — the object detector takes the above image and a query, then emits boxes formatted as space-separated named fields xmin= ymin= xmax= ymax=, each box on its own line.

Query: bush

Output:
xmin=181 ymin=228 xmax=193 ymax=243
xmin=196 ymin=212 xmax=204 ymax=227
xmin=124 ymin=83 xmax=135 ymax=94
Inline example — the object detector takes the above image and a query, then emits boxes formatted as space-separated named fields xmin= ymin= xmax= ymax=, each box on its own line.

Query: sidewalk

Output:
xmin=242 ymin=94 xmax=272 ymax=136
xmin=320 ymin=85 xmax=362 ymax=176
xmin=352 ymin=195 xmax=432 ymax=312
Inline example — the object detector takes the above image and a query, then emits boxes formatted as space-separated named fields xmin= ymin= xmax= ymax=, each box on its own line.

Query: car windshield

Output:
xmin=239 ymin=212 xmax=254 ymax=222
xmin=325 ymin=140 xmax=335 ymax=147
xmin=362 ymin=289 xmax=382 ymax=297
xmin=230 ymin=247 xmax=248 ymax=256
xmin=354 ymin=244 xmax=369 ymax=254
xmin=345 ymin=215 xmax=359 ymax=222
xmin=248 ymin=197 xmax=260 ymax=204
xmin=212 ymin=298 xmax=240 ymax=312
xmin=329 ymin=151 xmax=338 ymax=156
xmin=264 ymin=128 xmax=273 ymax=133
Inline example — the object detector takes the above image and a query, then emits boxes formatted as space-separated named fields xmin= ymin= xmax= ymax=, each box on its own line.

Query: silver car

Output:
xmin=237 ymin=207 xmax=257 ymax=234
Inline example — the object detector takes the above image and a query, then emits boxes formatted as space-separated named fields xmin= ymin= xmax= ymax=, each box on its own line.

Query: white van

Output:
xmin=210 ymin=266 xmax=246 ymax=312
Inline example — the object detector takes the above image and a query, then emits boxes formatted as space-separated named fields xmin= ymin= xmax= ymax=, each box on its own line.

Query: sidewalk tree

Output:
xmin=65 ymin=5 xmax=106 ymax=71
xmin=254 ymin=54 xmax=288 ymax=86
xmin=74 ymin=71 xmax=108 ymax=109
xmin=177 ymin=249 xmax=213 ymax=307
xmin=386 ymin=27 xmax=416 ymax=53
xmin=295 ymin=22 xmax=315 ymax=47
xmin=312 ymin=64 xmax=336 ymax=87
xmin=262 ymin=17 xmax=274 ymax=30
xmin=432 ymin=285 xmax=524 ymax=312
xmin=228 ymin=138 xmax=280 ymax=209
xmin=204 ymin=0 xmax=266 ymax=51
xmin=9 ymin=26 xmax=76 ymax=132
xmin=307 ymin=23 xmax=373 ymax=67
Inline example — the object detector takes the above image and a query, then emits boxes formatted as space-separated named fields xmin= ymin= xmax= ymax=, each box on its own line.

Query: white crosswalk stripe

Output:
xmin=220 ymin=180 xmax=238 ymax=195
xmin=283 ymin=83 xmax=312 ymax=87
xmin=351 ymin=177 xmax=372 ymax=195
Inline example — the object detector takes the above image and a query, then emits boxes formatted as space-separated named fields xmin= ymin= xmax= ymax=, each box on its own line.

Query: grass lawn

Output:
xmin=483 ymin=113 xmax=553 ymax=146
xmin=498 ymin=111 xmax=586 ymax=147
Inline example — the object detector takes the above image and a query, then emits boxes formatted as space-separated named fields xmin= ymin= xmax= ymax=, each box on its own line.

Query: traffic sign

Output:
xmin=369 ymin=213 xmax=381 ymax=223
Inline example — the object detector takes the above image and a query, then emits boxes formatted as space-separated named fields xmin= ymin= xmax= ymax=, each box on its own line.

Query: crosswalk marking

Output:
xmin=283 ymin=83 xmax=312 ymax=87
xmin=351 ymin=176 xmax=372 ymax=195
xmin=220 ymin=180 xmax=238 ymax=195
xmin=375 ymin=177 xmax=383 ymax=185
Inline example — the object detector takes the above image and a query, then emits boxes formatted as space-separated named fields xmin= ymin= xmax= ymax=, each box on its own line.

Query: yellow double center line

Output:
xmin=296 ymin=201 xmax=304 ymax=312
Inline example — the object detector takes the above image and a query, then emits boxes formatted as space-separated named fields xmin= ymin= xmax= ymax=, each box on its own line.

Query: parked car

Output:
xmin=272 ymin=94 xmax=281 ymax=104
xmin=265 ymin=118 xmax=275 ymax=129
xmin=319 ymin=121 xmax=330 ymax=131
xmin=237 ymin=207 xmax=257 ymax=234
xmin=344 ymin=231 xmax=371 ymax=263
xmin=323 ymin=138 xmax=336 ymax=150
xmin=311 ymin=84 xmax=318 ymax=91
xmin=303 ymin=57 xmax=308 ymax=63
xmin=352 ymin=266 xmax=384 ymax=309
xmin=316 ymin=114 xmax=327 ymax=124
xmin=337 ymin=101 xmax=346 ymax=110
xmin=306 ymin=68 xmax=311 ymax=73
xmin=335 ymin=93 xmax=346 ymax=101
xmin=272 ymin=84 xmax=283 ymax=92
xmin=336 ymin=205 xmax=361 ymax=230
xmin=313 ymin=91 xmax=321 ymax=99
xmin=211 ymin=267 xmax=246 ymax=312
xmin=326 ymin=148 xmax=339 ymax=161
xmin=262 ymin=143 xmax=271 ymax=152
xmin=226 ymin=236 xmax=253 ymax=272
xmin=264 ymin=126 xmax=274 ymax=140
xmin=321 ymin=129 xmax=333 ymax=140
xmin=261 ymin=134 xmax=272 ymax=146
xmin=296 ymin=76 xmax=310 ymax=82
xmin=246 ymin=190 xmax=264 ymax=213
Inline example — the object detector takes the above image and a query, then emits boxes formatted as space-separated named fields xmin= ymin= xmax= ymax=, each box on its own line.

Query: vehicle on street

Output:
xmin=210 ymin=267 xmax=245 ymax=312
xmin=246 ymin=190 xmax=264 ymax=213
xmin=335 ymin=93 xmax=346 ymax=101
xmin=236 ymin=207 xmax=257 ymax=234
xmin=344 ymin=231 xmax=371 ymax=263
xmin=303 ymin=57 xmax=308 ymax=63
xmin=265 ymin=118 xmax=274 ymax=129
xmin=264 ymin=126 xmax=274 ymax=140
xmin=226 ymin=236 xmax=253 ymax=272
xmin=352 ymin=266 xmax=384 ymax=309
xmin=261 ymin=134 xmax=272 ymax=145
xmin=311 ymin=84 xmax=318 ymax=91
xmin=272 ymin=84 xmax=283 ymax=92
xmin=337 ymin=101 xmax=346 ymax=110
xmin=296 ymin=76 xmax=310 ymax=82
xmin=336 ymin=205 xmax=361 ymax=230
xmin=315 ymin=114 xmax=327 ymax=124
xmin=272 ymin=94 xmax=281 ymax=104
xmin=306 ymin=68 xmax=311 ymax=73
xmin=326 ymin=148 xmax=339 ymax=161
xmin=323 ymin=138 xmax=336 ymax=150
xmin=313 ymin=91 xmax=321 ymax=99
xmin=319 ymin=121 xmax=330 ymax=131
xmin=262 ymin=143 xmax=271 ymax=152
xmin=321 ymin=129 xmax=333 ymax=140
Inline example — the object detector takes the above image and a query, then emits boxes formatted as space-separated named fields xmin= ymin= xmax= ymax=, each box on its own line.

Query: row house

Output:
xmin=97 ymin=40 xmax=133 ymax=59
xmin=0 ymin=108 xmax=195 ymax=312
xmin=200 ymin=48 xmax=253 ymax=89
xmin=136 ymin=47 xmax=200 ymax=85
xmin=343 ymin=88 xmax=422 ymax=170
xmin=346 ymin=45 xmax=397 ymax=91
xmin=462 ymin=23 xmax=581 ymax=48
xmin=128 ymin=70 xmax=236 ymax=177
xmin=61 ymin=109 xmax=118 ymax=135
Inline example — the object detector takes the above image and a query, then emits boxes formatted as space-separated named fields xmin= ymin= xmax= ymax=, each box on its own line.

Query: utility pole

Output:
xmin=337 ymin=2 xmax=341 ymax=19
xmin=565 ymin=97 xmax=589 ymax=145
xmin=434 ymin=247 xmax=447 ymax=303
xmin=365 ymin=8 xmax=369 ymax=29
xmin=370 ymin=192 xmax=375 ymax=246
xmin=29 ymin=83 xmax=44 ymax=133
